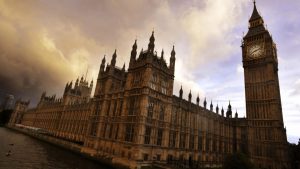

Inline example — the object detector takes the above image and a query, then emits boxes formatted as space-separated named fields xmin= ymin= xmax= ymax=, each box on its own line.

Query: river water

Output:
xmin=0 ymin=127 xmax=111 ymax=169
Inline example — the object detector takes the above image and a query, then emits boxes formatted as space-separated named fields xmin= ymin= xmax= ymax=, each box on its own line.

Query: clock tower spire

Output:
xmin=242 ymin=2 xmax=289 ymax=169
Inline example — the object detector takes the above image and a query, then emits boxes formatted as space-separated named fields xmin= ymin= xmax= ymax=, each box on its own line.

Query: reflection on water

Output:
xmin=0 ymin=127 xmax=111 ymax=169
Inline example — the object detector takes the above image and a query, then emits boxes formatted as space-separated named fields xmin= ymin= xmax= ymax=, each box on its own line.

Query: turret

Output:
xmin=69 ymin=81 xmax=73 ymax=89
xmin=111 ymin=49 xmax=117 ymax=67
xmin=148 ymin=31 xmax=155 ymax=53
xmin=64 ymin=82 xmax=69 ymax=93
xmin=203 ymin=98 xmax=207 ymax=109
xmin=221 ymin=107 xmax=224 ymax=117
xmin=196 ymin=94 xmax=200 ymax=105
xmin=161 ymin=49 xmax=164 ymax=60
xmin=100 ymin=55 xmax=106 ymax=72
xmin=216 ymin=104 xmax=219 ymax=114
xmin=226 ymin=101 xmax=232 ymax=118
xmin=130 ymin=40 xmax=137 ymax=67
xmin=75 ymin=78 xmax=79 ymax=87
xmin=169 ymin=45 xmax=176 ymax=74
xmin=235 ymin=110 xmax=238 ymax=118
xmin=179 ymin=86 xmax=183 ymax=99
xmin=188 ymin=90 xmax=192 ymax=102
xmin=210 ymin=101 xmax=213 ymax=111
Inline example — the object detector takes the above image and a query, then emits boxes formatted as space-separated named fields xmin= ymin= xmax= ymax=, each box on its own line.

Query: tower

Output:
xmin=242 ymin=2 xmax=289 ymax=169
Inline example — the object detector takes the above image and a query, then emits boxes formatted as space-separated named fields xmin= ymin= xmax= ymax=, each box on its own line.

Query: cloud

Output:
xmin=289 ymin=79 xmax=300 ymax=96
xmin=0 ymin=0 xmax=300 ymax=143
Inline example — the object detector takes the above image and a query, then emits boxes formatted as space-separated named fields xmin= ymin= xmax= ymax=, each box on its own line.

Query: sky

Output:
xmin=0 ymin=0 xmax=299 ymax=143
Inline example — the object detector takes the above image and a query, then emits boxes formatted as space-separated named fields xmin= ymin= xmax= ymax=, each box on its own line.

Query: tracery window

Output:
xmin=169 ymin=130 xmax=176 ymax=148
xmin=144 ymin=126 xmax=151 ymax=144
xmin=147 ymin=99 xmax=154 ymax=119
xmin=171 ymin=108 xmax=177 ymax=125
xmin=125 ymin=124 xmax=135 ymax=142
xmin=179 ymin=133 xmax=186 ymax=148
xmin=198 ymin=132 xmax=203 ymax=151
xmin=157 ymin=129 xmax=163 ymax=146
xmin=189 ymin=133 xmax=194 ymax=150
xmin=128 ymin=97 xmax=138 ymax=115
xmin=159 ymin=105 xmax=164 ymax=121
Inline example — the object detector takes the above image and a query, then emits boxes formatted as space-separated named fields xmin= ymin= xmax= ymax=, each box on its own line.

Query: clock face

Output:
xmin=248 ymin=44 xmax=263 ymax=58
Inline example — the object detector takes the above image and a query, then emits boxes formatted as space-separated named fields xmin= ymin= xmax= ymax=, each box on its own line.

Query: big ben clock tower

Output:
xmin=242 ymin=1 xmax=290 ymax=169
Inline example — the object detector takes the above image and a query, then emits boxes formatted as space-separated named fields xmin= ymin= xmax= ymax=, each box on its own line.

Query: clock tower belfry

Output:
xmin=242 ymin=1 xmax=290 ymax=169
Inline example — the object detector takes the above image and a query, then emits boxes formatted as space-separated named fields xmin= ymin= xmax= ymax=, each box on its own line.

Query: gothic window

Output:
xmin=144 ymin=126 xmax=151 ymax=144
xmin=106 ymin=101 xmax=111 ymax=116
xmin=128 ymin=97 xmax=136 ymax=115
xmin=105 ymin=124 xmax=110 ymax=138
xmin=161 ymin=78 xmax=168 ymax=94
xmin=118 ymin=100 xmax=123 ymax=116
xmin=198 ymin=132 xmax=202 ymax=151
xmin=206 ymin=137 xmax=210 ymax=152
xmin=213 ymin=139 xmax=217 ymax=152
xmin=157 ymin=129 xmax=163 ymax=146
xmin=101 ymin=123 xmax=107 ymax=138
xmin=125 ymin=124 xmax=135 ymax=142
xmin=115 ymin=125 xmax=119 ymax=140
xmin=189 ymin=133 xmax=194 ymax=150
xmin=112 ymin=100 xmax=117 ymax=116
xmin=133 ymin=72 xmax=142 ymax=87
xmin=159 ymin=105 xmax=164 ymax=121
xmin=179 ymin=133 xmax=186 ymax=149
xmin=109 ymin=124 xmax=113 ymax=139
xmin=147 ymin=99 xmax=154 ymax=119
xmin=171 ymin=108 xmax=177 ymax=125
xmin=169 ymin=130 xmax=176 ymax=148
xmin=149 ymin=73 xmax=158 ymax=90
xmin=89 ymin=119 xmax=97 ymax=136
xmin=181 ymin=111 xmax=187 ymax=127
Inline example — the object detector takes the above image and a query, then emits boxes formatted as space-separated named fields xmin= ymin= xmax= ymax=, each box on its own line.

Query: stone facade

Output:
xmin=14 ymin=2 xmax=290 ymax=169
xmin=8 ymin=99 xmax=30 ymax=125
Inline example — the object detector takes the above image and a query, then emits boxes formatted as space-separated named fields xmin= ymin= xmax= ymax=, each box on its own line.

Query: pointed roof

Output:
xmin=249 ymin=1 xmax=262 ymax=21
xmin=147 ymin=31 xmax=155 ymax=53
xmin=133 ymin=39 xmax=137 ymax=49
xmin=171 ymin=45 xmax=175 ymax=56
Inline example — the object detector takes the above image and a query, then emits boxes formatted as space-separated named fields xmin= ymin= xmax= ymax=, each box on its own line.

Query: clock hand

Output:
xmin=251 ymin=48 xmax=260 ymax=54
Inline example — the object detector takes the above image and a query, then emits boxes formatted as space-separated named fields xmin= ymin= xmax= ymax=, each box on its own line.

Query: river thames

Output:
xmin=0 ymin=127 xmax=111 ymax=169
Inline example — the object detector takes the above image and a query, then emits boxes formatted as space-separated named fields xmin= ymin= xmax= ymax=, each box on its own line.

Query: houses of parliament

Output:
xmin=9 ymin=2 xmax=290 ymax=169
